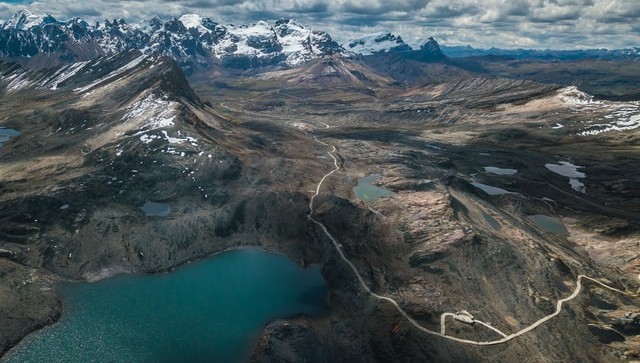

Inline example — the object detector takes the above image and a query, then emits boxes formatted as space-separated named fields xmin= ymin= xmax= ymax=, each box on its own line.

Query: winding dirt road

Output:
xmin=306 ymin=124 xmax=637 ymax=346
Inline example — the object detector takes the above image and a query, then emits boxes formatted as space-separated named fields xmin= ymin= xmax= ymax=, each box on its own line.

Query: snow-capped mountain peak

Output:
xmin=179 ymin=14 xmax=204 ymax=30
xmin=227 ymin=20 xmax=274 ymax=37
xmin=274 ymin=19 xmax=307 ymax=36
xmin=2 ymin=9 xmax=57 ymax=30
xmin=273 ymin=19 xmax=343 ymax=65
xmin=346 ymin=32 xmax=412 ymax=55
xmin=140 ymin=16 xmax=164 ymax=32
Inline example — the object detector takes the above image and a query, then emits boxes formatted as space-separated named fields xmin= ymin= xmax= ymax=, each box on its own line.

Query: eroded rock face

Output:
xmin=0 ymin=260 xmax=61 ymax=354
xmin=250 ymin=318 xmax=330 ymax=363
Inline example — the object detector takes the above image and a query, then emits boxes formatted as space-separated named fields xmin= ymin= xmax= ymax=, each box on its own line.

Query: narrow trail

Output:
xmin=306 ymin=126 xmax=638 ymax=346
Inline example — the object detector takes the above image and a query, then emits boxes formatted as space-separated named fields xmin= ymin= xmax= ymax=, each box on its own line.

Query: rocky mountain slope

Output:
xmin=0 ymin=51 xmax=319 ymax=353
xmin=0 ymin=9 xmax=467 ymax=88
xmin=256 ymin=55 xmax=395 ymax=90
xmin=353 ymin=39 xmax=460 ymax=86
xmin=193 ymin=69 xmax=640 ymax=362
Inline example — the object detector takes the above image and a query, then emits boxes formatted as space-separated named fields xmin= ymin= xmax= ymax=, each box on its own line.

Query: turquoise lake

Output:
xmin=3 ymin=249 xmax=327 ymax=363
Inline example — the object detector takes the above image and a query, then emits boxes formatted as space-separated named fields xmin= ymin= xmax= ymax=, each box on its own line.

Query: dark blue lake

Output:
xmin=3 ymin=249 xmax=326 ymax=363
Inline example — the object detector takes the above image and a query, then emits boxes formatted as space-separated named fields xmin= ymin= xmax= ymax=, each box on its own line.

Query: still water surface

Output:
xmin=353 ymin=174 xmax=395 ymax=202
xmin=4 ymin=249 xmax=326 ymax=363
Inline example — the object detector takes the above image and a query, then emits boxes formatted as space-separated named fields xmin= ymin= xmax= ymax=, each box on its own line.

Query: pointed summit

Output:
xmin=178 ymin=14 xmax=217 ymax=32
xmin=417 ymin=37 xmax=445 ymax=60
xmin=421 ymin=37 xmax=442 ymax=54
xmin=3 ymin=9 xmax=57 ymax=30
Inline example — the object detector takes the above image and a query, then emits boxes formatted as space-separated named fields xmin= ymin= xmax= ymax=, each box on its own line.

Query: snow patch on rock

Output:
xmin=557 ymin=87 xmax=640 ymax=136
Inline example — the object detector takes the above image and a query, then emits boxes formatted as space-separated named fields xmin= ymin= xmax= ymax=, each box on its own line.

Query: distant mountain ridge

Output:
xmin=346 ymin=32 xmax=412 ymax=55
xmin=441 ymin=44 xmax=640 ymax=60
xmin=344 ymin=32 xmax=446 ymax=59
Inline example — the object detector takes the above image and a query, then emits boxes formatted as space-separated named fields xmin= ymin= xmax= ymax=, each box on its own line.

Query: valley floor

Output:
xmin=1 ymin=54 xmax=639 ymax=362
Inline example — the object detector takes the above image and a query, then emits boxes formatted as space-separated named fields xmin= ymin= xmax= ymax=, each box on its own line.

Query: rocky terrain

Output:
xmin=214 ymin=68 xmax=640 ymax=362
xmin=1 ymin=10 xmax=640 ymax=363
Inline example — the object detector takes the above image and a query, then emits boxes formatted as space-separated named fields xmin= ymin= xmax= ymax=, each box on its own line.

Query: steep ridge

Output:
xmin=389 ymin=77 xmax=561 ymax=112
xmin=0 ymin=52 xmax=236 ymax=353
xmin=257 ymin=55 xmax=395 ymax=89
xmin=0 ymin=51 xmax=224 ymax=267
xmin=352 ymin=38 xmax=467 ymax=86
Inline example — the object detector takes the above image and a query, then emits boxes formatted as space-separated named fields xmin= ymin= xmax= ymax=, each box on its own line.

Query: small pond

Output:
xmin=545 ymin=161 xmax=586 ymax=193
xmin=0 ymin=127 xmax=21 ymax=147
xmin=483 ymin=166 xmax=517 ymax=175
xmin=140 ymin=201 xmax=171 ymax=217
xmin=353 ymin=174 xmax=395 ymax=202
xmin=528 ymin=214 xmax=568 ymax=235
xmin=482 ymin=212 xmax=501 ymax=230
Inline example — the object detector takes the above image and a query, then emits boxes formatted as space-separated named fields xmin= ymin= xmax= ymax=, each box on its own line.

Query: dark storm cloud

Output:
xmin=0 ymin=0 xmax=637 ymax=49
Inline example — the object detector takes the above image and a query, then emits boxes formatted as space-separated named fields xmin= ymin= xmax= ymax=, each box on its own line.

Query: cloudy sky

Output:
xmin=0 ymin=0 xmax=638 ymax=49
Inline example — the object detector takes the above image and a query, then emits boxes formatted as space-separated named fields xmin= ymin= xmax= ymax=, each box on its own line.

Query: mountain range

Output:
xmin=0 ymin=9 xmax=450 ymax=73
xmin=2 ymin=9 xmax=638 ymax=76
xmin=441 ymin=44 xmax=640 ymax=60
xmin=0 ymin=10 xmax=449 ymax=72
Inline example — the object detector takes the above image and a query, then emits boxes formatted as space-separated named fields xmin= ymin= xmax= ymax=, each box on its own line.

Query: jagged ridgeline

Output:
xmin=0 ymin=9 xmax=446 ymax=73
xmin=0 ymin=10 xmax=344 ymax=71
